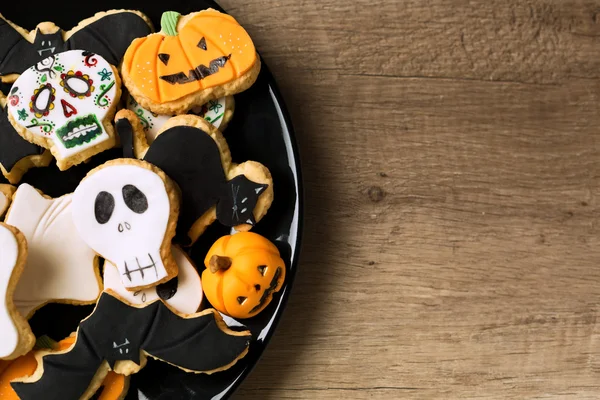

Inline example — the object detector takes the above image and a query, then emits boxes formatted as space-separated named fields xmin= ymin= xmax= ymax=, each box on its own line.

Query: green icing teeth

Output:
xmin=56 ymin=114 xmax=103 ymax=149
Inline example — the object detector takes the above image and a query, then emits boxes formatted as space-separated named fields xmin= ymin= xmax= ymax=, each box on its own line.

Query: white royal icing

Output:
xmin=7 ymin=50 xmax=118 ymax=158
xmin=104 ymin=246 xmax=203 ymax=314
xmin=72 ymin=163 xmax=172 ymax=289
xmin=127 ymin=95 xmax=228 ymax=143
xmin=0 ymin=224 xmax=20 ymax=358
xmin=6 ymin=184 xmax=101 ymax=317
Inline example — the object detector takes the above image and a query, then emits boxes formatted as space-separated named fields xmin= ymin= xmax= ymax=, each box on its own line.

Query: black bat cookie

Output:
xmin=0 ymin=10 xmax=152 ymax=80
xmin=117 ymin=117 xmax=270 ymax=245
xmin=12 ymin=292 xmax=251 ymax=400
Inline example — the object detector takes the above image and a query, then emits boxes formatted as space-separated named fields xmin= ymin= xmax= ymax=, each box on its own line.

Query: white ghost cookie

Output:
xmin=5 ymin=184 xmax=102 ymax=318
xmin=0 ymin=222 xmax=36 ymax=360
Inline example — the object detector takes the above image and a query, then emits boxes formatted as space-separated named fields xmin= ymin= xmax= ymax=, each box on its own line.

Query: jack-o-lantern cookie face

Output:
xmin=6 ymin=50 xmax=120 ymax=170
xmin=203 ymin=232 xmax=286 ymax=319
xmin=123 ymin=10 xmax=260 ymax=114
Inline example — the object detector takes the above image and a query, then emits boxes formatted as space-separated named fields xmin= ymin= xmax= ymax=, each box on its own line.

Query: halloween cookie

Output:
xmin=71 ymin=159 xmax=181 ymax=291
xmin=0 ymin=91 xmax=52 ymax=184
xmin=0 ymin=184 xmax=15 ymax=216
xmin=0 ymin=223 xmax=35 ymax=360
xmin=0 ymin=336 xmax=129 ymax=399
xmin=11 ymin=292 xmax=252 ymax=400
xmin=7 ymin=49 xmax=122 ymax=171
xmin=203 ymin=232 xmax=286 ymax=319
xmin=122 ymin=10 xmax=261 ymax=115
xmin=104 ymin=245 xmax=204 ymax=314
xmin=0 ymin=10 xmax=153 ymax=83
xmin=127 ymin=94 xmax=234 ymax=143
xmin=5 ymin=184 xmax=102 ymax=318
xmin=115 ymin=111 xmax=273 ymax=245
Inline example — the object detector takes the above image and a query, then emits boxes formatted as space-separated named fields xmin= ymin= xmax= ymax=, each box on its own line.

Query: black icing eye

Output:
xmin=31 ymin=84 xmax=55 ymax=117
xmin=197 ymin=37 xmax=207 ymax=50
xmin=257 ymin=265 xmax=267 ymax=276
xmin=237 ymin=296 xmax=247 ymax=305
xmin=94 ymin=191 xmax=115 ymax=224
xmin=122 ymin=184 xmax=148 ymax=214
xmin=61 ymin=74 xmax=92 ymax=97
xmin=158 ymin=53 xmax=170 ymax=65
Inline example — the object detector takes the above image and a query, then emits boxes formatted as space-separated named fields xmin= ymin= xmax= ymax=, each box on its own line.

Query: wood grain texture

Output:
xmin=222 ymin=0 xmax=600 ymax=398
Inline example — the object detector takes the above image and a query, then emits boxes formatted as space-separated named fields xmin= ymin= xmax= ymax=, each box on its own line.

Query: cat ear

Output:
xmin=114 ymin=109 xmax=150 ymax=159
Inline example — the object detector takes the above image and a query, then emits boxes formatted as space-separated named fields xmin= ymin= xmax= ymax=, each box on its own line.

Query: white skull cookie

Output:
xmin=72 ymin=159 xmax=181 ymax=291
xmin=7 ymin=50 xmax=121 ymax=170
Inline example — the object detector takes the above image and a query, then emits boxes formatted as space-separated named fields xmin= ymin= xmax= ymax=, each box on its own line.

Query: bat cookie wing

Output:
xmin=65 ymin=11 xmax=154 ymax=67
xmin=0 ymin=10 xmax=153 ymax=82
xmin=0 ymin=16 xmax=41 ymax=81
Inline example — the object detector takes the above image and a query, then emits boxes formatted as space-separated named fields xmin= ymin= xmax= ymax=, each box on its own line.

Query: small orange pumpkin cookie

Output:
xmin=203 ymin=232 xmax=286 ymax=319
xmin=0 ymin=336 xmax=129 ymax=400
xmin=122 ymin=9 xmax=261 ymax=115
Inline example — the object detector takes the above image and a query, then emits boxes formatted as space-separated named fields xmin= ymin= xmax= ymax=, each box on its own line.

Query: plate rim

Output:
xmin=221 ymin=59 xmax=305 ymax=399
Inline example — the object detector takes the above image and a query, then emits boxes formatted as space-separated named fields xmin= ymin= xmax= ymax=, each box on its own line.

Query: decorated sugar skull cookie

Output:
xmin=7 ymin=50 xmax=121 ymax=170
xmin=71 ymin=159 xmax=180 ymax=291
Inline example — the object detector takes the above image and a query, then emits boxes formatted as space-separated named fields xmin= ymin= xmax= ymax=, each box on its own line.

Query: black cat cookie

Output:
xmin=115 ymin=110 xmax=274 ymax=245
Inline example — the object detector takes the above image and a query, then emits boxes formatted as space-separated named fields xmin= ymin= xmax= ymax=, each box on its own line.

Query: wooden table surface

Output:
xmin=225 ymin=1 xmax=600 ymax=398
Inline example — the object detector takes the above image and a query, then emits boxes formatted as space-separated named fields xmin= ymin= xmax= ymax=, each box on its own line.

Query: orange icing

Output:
xmin=124 ymin=9 xmax=257 ymax=104
xmin=0 ymin=337 xmax=126 ymax=399
xmin=202 ymin=232 xmax=286 ymax=319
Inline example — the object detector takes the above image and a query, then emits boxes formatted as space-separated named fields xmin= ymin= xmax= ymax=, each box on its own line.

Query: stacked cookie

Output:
xmin=0 ymin=9 xmax=286 ymax=400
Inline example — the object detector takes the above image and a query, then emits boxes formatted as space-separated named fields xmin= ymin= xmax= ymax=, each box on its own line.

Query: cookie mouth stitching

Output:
xmin=123 ymin=253 xmax=158 ymax=282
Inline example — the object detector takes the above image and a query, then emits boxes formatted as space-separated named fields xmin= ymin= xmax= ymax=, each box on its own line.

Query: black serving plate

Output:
xmin=0 ymin=1 xmax=302 ymax=399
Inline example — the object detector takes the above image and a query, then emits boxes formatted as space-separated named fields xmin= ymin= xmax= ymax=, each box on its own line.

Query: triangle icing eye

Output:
xmin=237 ymin=296 xmax=247 ymax=305
xmin=257 ymin=265 xmax=267 ymax=276
xmin=197 ymin=37 xmax=207 ymax=50
xmin=158 ymin=53 xmax=170 ymax=65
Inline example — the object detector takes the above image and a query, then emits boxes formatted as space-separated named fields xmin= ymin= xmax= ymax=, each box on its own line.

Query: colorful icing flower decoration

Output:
xmin=29 ymin=83 xmax=55 ymax=117
xmin=203 ymin=232 xmax=286 ymax=319
xmin=207 ymin=99 xmax=222 ymax=113
xmin=98 ymin=68 xmax=113 ymax=82
xmin=60 ymin=70 xmax=95 ymax=99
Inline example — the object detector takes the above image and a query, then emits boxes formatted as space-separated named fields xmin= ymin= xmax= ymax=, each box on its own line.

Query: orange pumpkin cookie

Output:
xmin=0 ymin=336 xmax=129 ymax=400
xmin=122 ymin=9 xmax=261 ymax=115
xmin=203 ymin=232 xmax=286 ymax=319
